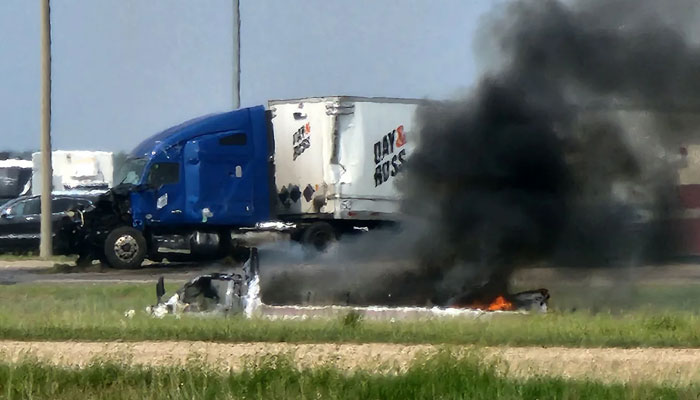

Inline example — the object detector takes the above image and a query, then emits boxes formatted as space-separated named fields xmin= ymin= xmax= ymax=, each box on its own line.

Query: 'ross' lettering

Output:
xmin=372 ymin=126 xmax=407 ymax=187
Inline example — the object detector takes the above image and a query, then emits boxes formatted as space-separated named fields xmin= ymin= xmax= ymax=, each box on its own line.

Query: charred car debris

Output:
xmin=146 ymin=248 xmax=261 ymax=318
xmin=140 ymin=248 xmax=550 ymax=319
xmin=147 ymin=273 xmax=247 ymax=318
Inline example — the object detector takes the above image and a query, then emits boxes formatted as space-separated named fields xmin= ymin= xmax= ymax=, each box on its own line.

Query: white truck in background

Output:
xmin=31 ymin=150 xmax=114 ymax=195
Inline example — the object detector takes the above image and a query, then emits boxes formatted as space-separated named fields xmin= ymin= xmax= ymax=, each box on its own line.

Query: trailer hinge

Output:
xmin=326 ymin=102 xmax=355 ymax=116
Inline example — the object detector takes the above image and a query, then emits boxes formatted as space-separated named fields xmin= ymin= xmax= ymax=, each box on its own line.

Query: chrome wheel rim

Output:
xmin=114 ymin=235 xmax=138 ymax=263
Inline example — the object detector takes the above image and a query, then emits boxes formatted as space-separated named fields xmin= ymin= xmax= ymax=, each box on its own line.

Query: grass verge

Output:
xmin=0 ymin=283 xmax=700 ymax=347
xmin=1 ymin=352 xmax=695 ymax=400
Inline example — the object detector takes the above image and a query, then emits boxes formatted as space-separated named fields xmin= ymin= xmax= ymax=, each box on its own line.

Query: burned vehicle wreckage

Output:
xmin=147 ymin=273 xmax=249 ymax=318
xmin=146 ymin=248 xmax=261 ymax=318
xmin=141 ymin=248 xmax=550 ymax=319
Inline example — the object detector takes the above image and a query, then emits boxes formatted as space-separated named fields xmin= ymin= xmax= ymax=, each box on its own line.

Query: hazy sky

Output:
xmin=0 ymin=1 xmax=497 ymax=152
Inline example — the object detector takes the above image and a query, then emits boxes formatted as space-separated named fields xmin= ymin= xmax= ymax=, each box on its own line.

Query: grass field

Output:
xmin=1 ymin=280 xmax=699 ymax=399
xmin=1 ymin=283 xmax=700 ymax=347
xmin=1 ymin=352 xmax=696 ymax=400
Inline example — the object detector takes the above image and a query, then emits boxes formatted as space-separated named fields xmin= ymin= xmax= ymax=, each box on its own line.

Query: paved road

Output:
xmin=0 ymin=259 xmax=238 ymax=285
xmin=3 ymin=255 xmax=700 ymax=287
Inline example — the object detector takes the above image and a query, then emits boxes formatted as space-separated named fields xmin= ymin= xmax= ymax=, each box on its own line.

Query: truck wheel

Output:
xmin=301 ymin=222 xmax=337 ymax=252
xmin=103 ymin=227 xmax=147 ymax=269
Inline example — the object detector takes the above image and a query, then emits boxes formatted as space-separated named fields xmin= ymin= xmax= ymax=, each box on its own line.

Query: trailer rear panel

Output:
xmin=269 ymin=96 xmax=421 ymax=221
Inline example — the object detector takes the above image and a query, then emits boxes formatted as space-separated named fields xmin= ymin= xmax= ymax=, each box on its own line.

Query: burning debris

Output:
xmin=144 ymin=249 xmax=550 ymax=320
xmin=146 ymin=273 xmax=245 ymax=318
xmin=449 ymin=289 xmax=550 ymax=313
xmin=146 ymin=249 xmax=260 ymax=318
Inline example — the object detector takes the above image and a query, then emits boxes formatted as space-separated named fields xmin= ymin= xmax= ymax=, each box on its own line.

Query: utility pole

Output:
xmin=40 ymin=0 xmax=53 ymax=258
xmin=233 ymin=0 xmax=240 ymax=109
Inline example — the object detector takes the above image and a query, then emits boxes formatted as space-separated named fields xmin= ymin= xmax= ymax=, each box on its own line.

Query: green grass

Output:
xmin=0 ymin=352 xmax=695 ymax=400
xmin=1 ymin=283 xmax=700 ymax=347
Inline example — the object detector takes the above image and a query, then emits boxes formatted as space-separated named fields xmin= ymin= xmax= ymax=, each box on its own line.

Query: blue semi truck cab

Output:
xmin=83 ymin=106 xmax=277 ymax=268
xmin=124 ymin=105 xmax=273 ymax=229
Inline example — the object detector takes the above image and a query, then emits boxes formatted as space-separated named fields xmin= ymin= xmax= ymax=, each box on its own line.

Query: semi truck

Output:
xmin=74 ymin=97 xmax=422 ymax=268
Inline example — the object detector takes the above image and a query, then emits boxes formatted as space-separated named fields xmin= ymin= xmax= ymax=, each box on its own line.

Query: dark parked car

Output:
xmin=0 ymin=194 xmax=96 ymax=255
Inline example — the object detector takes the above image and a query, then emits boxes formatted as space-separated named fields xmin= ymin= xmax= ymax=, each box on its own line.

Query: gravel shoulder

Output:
xmin=1 ymin=340 xmax=699 ymax=385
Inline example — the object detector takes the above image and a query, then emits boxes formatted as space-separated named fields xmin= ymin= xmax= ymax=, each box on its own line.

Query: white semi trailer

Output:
xmin=270 ymin=96 xmax=420 ymax=224
xmin=31 ymin=150 xmax=114 ymax=195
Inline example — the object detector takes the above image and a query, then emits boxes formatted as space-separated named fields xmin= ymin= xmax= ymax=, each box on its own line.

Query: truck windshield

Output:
xmin=115 ymin=158 xmax=147 ymax=185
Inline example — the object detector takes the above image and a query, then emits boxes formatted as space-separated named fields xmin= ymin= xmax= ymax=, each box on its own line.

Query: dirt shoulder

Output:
xmin=1 ymin=340 xmax=699 ymax=385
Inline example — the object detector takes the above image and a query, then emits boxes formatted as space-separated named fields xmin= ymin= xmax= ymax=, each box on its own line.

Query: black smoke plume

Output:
xmin=399 ymin=0 xmax=700 ymax=304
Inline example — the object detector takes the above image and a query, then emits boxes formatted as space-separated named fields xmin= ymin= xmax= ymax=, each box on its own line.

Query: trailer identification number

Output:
xmin=374 ymin=125 xmax=407 ymax=187
xmin=292 ymin=123 xmax=311 ymax=161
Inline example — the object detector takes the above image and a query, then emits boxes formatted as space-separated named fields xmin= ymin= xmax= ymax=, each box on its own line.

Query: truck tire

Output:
xmin=103 ymin=226 xmax=147 ymax=269
xmin=301 ymin=222 xmax=337 ymax=252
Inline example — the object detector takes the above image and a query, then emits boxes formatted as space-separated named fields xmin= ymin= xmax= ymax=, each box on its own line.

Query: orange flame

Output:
xmin=486 ymin=295 xmax=514 ymax=311
xmin=459 ymin=295 xmax=515 ymax=311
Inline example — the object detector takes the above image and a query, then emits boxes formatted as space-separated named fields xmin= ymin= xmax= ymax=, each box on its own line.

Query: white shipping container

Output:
xmin=32 ymin=150 xmax=114 ymax=195
xmin=269 ymin=96 xmax=422 ymax=220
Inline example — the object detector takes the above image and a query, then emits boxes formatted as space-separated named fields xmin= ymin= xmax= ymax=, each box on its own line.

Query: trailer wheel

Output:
xmin=103 ymin=226 xmax=147 ymax=269
xmin=301 ymin=222 xmax=337 ymax=252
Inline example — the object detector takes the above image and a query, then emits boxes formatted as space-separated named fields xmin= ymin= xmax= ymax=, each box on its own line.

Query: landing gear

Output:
xmin=103 ymin=226 xmax=147 ymax=269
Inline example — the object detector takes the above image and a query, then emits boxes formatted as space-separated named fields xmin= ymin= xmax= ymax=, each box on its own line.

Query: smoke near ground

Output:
xmin=263 ymin=0 xmax=700 ymax=306
xmin=258 ymin=231 xmax=439 ymax=306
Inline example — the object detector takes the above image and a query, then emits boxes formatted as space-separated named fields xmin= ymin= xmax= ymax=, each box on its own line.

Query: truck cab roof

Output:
xmin=130 ymin=106 xmax=264 ymax=158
